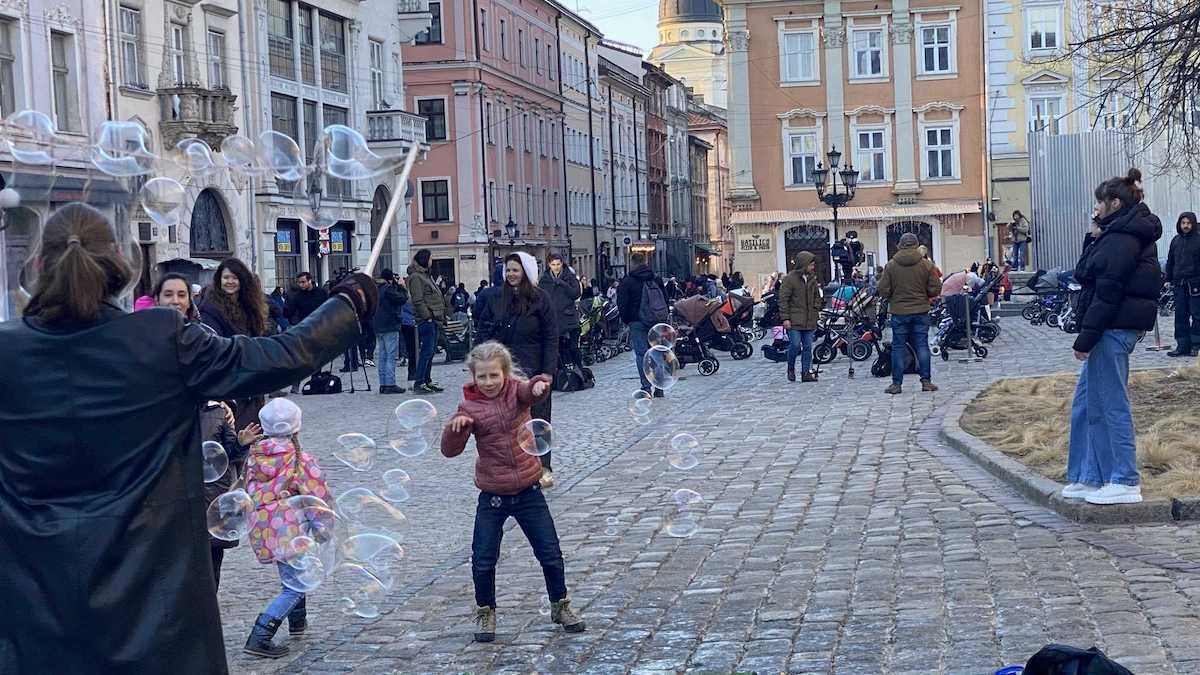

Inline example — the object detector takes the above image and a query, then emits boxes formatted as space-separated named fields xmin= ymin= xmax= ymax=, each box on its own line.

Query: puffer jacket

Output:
xmin=778 ymin=251 xmax=823 ymax=330
xmin=878 ymin=248 xmax=941 ymax=315
xmin=440 ymin=375 xmax=551 ymax=495
xmin=406 ymin=262 xmax=447 ymax=323
xmin=1073 ymin=201 xmax=1163 ymax=353
xmin=244 ymin=435 xmax=332 ymax=564
xmin=1165 ymin=212 xmax=1200 ymax=284
xmin=540 ymin=268 xmax=582 ymax=333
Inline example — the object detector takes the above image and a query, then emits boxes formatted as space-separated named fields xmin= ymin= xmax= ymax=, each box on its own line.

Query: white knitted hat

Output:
xmin=259 ymin=397 xmax=303 ymax=437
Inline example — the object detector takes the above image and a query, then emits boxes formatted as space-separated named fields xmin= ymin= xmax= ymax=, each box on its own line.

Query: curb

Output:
xmin=939 ymin=400 xmax=1200 ymax=524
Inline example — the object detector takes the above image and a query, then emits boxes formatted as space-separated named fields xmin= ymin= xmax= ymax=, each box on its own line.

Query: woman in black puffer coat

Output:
xmin=1063 ymin=168 xmax=1162 ymax=507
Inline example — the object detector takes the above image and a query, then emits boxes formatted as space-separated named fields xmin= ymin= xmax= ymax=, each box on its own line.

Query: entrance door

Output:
xmin=431 ymin=257 xmax=456 ymax=289
xmin=784 ymin=224 xmax=832 ymax=283
xmin=887 ymin=221 xmax=934 ymax=261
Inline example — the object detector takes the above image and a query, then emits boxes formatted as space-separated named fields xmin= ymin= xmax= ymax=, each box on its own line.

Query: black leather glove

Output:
xmin=331 ymin=272 xmax=379 ymax=322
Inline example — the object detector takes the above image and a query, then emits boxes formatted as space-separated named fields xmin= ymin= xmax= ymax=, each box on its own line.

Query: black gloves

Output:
xmin=331 ymin=272 xmax=379 ymax=323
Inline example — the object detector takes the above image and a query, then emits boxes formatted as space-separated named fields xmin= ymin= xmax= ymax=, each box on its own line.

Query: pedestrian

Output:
xmin=375 ymin=269 xmax=408 ymax=394
xmin=451 ymin=282 xmax=472 ymax=315
xmin=200 ymin=400 xmax=259 ymax=588
xmin=1063 ymin=168 xmax=1162 ymax=505
xmin=476 ymin=252 xmax=559 ymax=487
xmin=400 ymin=284 xmax=417 ymax=382
xmin=408 ymin=248 xmax=448 ymax=394
xmin=439 ymin=341 xmax=586 ymax=643
xmin=617 ymin=251 xmax=670 ymax=396
xmin=201 ymin=258 xmax=272 ymax=430
xmin=284 ymin=271 xmax=328 ymax=392
xmin=540 ymin=253 xmax=583 ymax=376
xmin=1011 ymin=210 xmax=1032 ymax=271
xmin=606 ymin=280 xmax=619 ymax=301
xmin=1164 ymin=211 xmax=1200 ymax=357
xmin=877 ymin=232 xmax=941 ymax=394
xmin=0 ymin=203 xmax=376 ymax=673
xmin=730 ymin=270 xmax=745 ymax=290
xmin=779 ymin=251 xmax=823 ymax=382
xmin=918 ymin=245 xmax=943 ymax=280
xmin=155 ymin=272 xmax=201 ymax=322
xmin=243 ymin=398 xmax=331 ymax=658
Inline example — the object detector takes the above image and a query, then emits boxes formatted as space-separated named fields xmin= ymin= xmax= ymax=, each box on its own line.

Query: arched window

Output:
xmin=681 ymin=30 xmax=689 ymax=40
xmin=370 ymin=185 xmax=393 ymax=273
xmin=712 ymin=30 xmax=718 ymax=38
xmin=189 ymin=189 xmax=231 ymax=259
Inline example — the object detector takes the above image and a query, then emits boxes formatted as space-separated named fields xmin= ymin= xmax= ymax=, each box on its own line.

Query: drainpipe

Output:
xmin=473 ymin=0 xmax=489 ymax=278
xmin=236 ymin=0 xmax=257 ymax=271
xmin=555 ymin=15 xmax=569 ymax=262
xmin=583 ymin=31 xmax=602 ymax=283
xmin=606 ymin=83 xmax=618 ymax=265
xmin=633 ymin=95 xmax=642 ymax=241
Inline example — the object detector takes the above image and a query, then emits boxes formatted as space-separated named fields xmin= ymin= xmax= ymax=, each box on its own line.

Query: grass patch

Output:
xmin=962 ymin=364 xmax=1200 ymax=499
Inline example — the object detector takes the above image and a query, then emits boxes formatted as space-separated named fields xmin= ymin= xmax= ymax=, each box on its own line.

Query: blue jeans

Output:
xmin=1012 ymin=240 xmax=1027 ymax=271
xmin=1173 ymin=283 xmax=1200 ymax=352
xmin=629 ymin=320 xmax=652 ymax=391
xmin=263 ymin=562 xmax=304 ymax=621
xmin=471 ymin=485 xmax=567 ymax=608
xmin=376 ymin=331 xmax=399 ymax=387
xmin=786 ymin=329 xmax=814 ymax=373
xmin=1067 ymin=329 xmax=1140 ymax=487
xmin=890 ymin=313 xmax=932 ymax=385
xmin=415 ymin=319 xmax=438 ymax=385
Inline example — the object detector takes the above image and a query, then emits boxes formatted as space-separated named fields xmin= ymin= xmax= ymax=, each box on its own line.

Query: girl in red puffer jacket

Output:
xmin=441 ymin=341 xmax=586 ymax=643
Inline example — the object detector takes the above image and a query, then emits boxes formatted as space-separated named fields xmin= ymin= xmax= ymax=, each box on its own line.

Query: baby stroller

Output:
xmin=671 ymin=295 xmax=724 ymax=375
xmin=931 ymin=294 xmax=989 ymax=359
xmin=578 ymin=296 xmax=606 ymax=365
xmin=709 ymin=292 xmax=755 ymax=360
xmin=761 ymin=325 xmax=790 ymax=362
xmin=443 ymin=312 xmax=472 ymax=363
xmin=813 ymin=285 xmax=877 ymax=364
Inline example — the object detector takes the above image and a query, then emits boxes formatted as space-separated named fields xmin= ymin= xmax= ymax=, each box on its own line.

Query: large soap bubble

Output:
xmin=394 ymin=399 xmax=437 ymax=430
xmin=276 ymin=535 xmax=335 ymax=593
xmin=668 ymin=433 xmax=700 ymax=470
xmin=172 ymin=138 xmax=217 ymax=177
xmin=317 ymin=124 xmax=395 ymax=180
xmin=91 ymin=120 xmax=157 ymax=176
xmin=380 ymin=469 xmax=412 ymax=504
xmin=518 ymin=419 xmax=553 ymax=457
xmin=5 ymin=110 xmax=58 ymax=165
xmin=201 ymin=440 xmax=228 ymax=483
xmin=257 ymin=130 xmax=307 ymax=182
xmin=220 ymin=134 xmax=260 ymax=176
xmin=333 ymin=433 xmax=377 ymax=472
xmin=139 ymin=177 xmax=185 ymax=226
xmin=336 ymin=487 xmax=408 ymax=538
xmin=333 ymin=563 xmax=389 ymax=619
xmin=647 ymin=323 xmax=678 ymax=349
xmin=206 ymin=489 xmax=255 ymax=541
xmin=388 ymin=430 xmax=429 ymax=458
xmin=643 ymin=346 xmax=682 ymax=390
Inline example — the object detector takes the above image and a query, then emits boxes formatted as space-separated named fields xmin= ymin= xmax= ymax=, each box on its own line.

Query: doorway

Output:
xmin=887 ymin=221 xmax=935 ymax=262
xmin=784 ymin=224 xmax=832 ymax=283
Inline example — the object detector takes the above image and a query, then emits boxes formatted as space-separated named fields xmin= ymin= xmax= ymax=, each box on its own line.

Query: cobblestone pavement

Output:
xmin=216 ymin=317 xmax=1200 ymax=674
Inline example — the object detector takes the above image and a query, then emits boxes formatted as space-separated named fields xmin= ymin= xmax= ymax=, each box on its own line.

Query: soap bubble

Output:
xmin=668 ymin=433 xmax=700 ymax=470
xmin=138 ymin=177 xmax=185 ymax=226
xmin=380 ymin=469 xmax=412 ymax=503
xmin=5 ymin=110 xmax=57 ymax=165
xmin=277 ymin=535 xmax=334 ymax=592
xmin=172 ymin=138 xmax=217 ymax=177
xmin=201 ymin=440 xmax=228 ymax=483
xmin=285 ymin=494 xmax=341 ymax=543
xmin=335 ymin=487 xmax=408 ymax=538
xmin=604 ymin=516 xmax=620 ymax=536
xmin=630 ymin=413 xmax=651 ymax=426
xmin=220 ymin=134 xmax=260 ymax=175
xmin=533 ymin=653 xmax=557 ymax=674
xmin=257 ymin=130 xmax=307 ymax=182
xmin=333 ymin=563 xmax=389 ymax=619
xmin=317 ymin=124 xmax=393 ymax=180
xmin=648 ymin=323 xmax=678 ymax=349
xmin=629 ymin=389 xmax=652 ymax=416
xmin=91 ymin=120 xmax=157 ymax=176
xmin=340 ymin=533 xmax=405 ymax=592
xmin=394 ymin=399 xmax=438 ymax=430
xmin=205 ymin=489 xmax=255 ymax=541
xmin=388 ymin=430 xmax=429 ymax=458
xmin=539 ymin=595 xmax=551 ymax=616
xmin=663 ymin=507 xmax=699 ymax=538
xmin=672 ymin=488 xmax=703 ymax=507
xmin=518 ymin=419 xmax=553 ymax=457
xmin=19 ymin=208 xmax=145 ymax=306
xmin=643 ymin=347 xmax=681 ymax=390
xmin=333 ymin=433 xmax=377 ymax=472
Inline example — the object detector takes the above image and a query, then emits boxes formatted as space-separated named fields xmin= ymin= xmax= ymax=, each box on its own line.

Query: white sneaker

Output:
xmin=1061 ymin=482 xmax=1099 ymax=499
xmin=1084 ymin=483 xmax=1143 ymax=505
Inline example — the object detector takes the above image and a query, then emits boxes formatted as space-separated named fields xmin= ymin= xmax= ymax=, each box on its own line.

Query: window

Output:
xmin=268 ymin=0 xmax=293 ymax=80
xmin=1027 ymin=6 xmax=1059 ymax=52
xmin=299 ymin=7 xmax=315 ymax=84
xmin=500 ymin=19 xmax=507 ymax=59
xmin=271 ymin=93 xmax=298 ymax=142
xmin=920 ymin=25 xmax=952 ymax=74
xmin=485 ymin=102 xmax=494 ymax=144
xmin=420 ymin=180 xmax=450 ymax=222
xmin=504 ymin=108 xmax=512 ymax=148
xmin=538 ymin=119 xmax=545 ymax=155
xmin=169 ymin=24 xmax=187 ymax=84
xmin=550 ymin=122 xmax=558 ymax=157
xmin=323 ymin=105 xmax=351 ymax=197
xmin=418 ymin=99 xmax=447 ymax=141
xmin=319 ymin=13 xmax=347 ymax=92
xmin=301 ymin=99 xmax=317 ymax=159
xmin=924 ymin=126 xmax=954 ymax=179
xmin=1099 ymin=87 xmax=1132 ymax=129
xmin=480 ymin=9 xmax=489 ymax=50
xmin=541 ymin=189 xmax=547 ymax=224
xmin=207 ymin=30 xmax=226 ymax=88
xmin=518 ymin=30 xmax=525 ymax=66
xmin=416 ymin=1 xmax=442 ymax=44
xmin=554 ymin=191 xmax=559 ymax=225
xmin=525 ymin=187 xmax=533 ymax=224
xmin=50 ymin=32 xmax=77 ymax=132
xmin=780 ymin=30 xmax=817 ymax=82
xmin=507 ymin=184 xmax=514 ymax=219
xmin=1029 ymin=95 xmax=1061 ymax=133
xmin=851 ymin=29 xmax=884 ymax=78
xmin=547 ymin=45 xmax=554 ymax=79
xmin=118 ymin=6 xmax=144 ymax=87
xmin=369 ymin=39 xmax=385 ymax=108
xmin=855 ymin=130 xmax=886 ymax=182
xmin=787 ymin=132 xmax=817 ymax=186
xmin=488 ymin=181 xmax=497 ymax=221
xmin=0 ymin=19 xmax=16 ymax=115
xmin=534 ymin=38 xmax=541 ymax=73
xmin=523 ymin=113 xmax=530 ymax=151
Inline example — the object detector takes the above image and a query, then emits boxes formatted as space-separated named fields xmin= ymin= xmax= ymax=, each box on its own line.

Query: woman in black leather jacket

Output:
xmin=0 ymin=203 xmax=376 ymax=674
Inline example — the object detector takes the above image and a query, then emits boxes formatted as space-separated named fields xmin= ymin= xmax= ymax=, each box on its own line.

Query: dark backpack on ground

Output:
xmin=871 ymin=342 xmax=918 ymax=378
xmin=301 ymin=371 xmax=343 ymax=395
xmin=638 ymin=280 xmax=669 ymax=326
xmin=1023 ymin=644 xmax=1133 ymax=675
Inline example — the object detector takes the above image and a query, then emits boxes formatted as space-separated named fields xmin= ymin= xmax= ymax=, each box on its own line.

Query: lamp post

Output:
xmin=812 ymin=146 xmax=859 ymax=283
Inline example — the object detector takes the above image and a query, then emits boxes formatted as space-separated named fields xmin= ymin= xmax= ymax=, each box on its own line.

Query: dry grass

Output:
xmin=962 ymin=364 xmax=1200 ymax=498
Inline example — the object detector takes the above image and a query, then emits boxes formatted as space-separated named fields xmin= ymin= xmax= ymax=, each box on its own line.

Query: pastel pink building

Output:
xmin=405 ymin=0 xmax=574 ymax=286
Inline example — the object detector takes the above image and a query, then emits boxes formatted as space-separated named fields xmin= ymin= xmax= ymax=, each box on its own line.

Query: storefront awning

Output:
xmin=694 ymin=242 xmax=721 ymax=257
xmin=730 ymin=200 xmax=981 ymax=226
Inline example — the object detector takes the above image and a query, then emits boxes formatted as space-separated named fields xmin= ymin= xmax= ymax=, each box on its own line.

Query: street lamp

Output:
xmin=812 ymin=146 xmax=859 ymax=283
xmin=504 ymin=217 xmax=519 ymax=246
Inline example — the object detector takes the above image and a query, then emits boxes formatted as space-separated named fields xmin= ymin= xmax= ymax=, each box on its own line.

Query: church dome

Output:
xmin=658 ymin=0 xmax=722 ymax=27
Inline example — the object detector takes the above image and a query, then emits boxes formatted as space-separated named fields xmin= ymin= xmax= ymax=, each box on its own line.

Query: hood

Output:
xmin=408 ymin=262 xmax=427 ymax=275
xmin=1102 ymin=202 xmax=1162 ymax=245
xmin=1177 ymin=211 xmax=1197 ymax=236
xmin=793 ymin=251 xmax=816 ymax=271
xmin=630 ymin=264 xmax=655 ymax=281
xmin=891 ymin=248 xmax=925 ymax=266
xmin=462 ymin=378 xmax=514 ymax=402
xmin=515 ymin=251 xmax=539 ymax=286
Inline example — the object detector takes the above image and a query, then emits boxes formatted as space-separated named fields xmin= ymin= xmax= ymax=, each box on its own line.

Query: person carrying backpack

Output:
xmin=616 ymin=252 xmax=669 ymax=397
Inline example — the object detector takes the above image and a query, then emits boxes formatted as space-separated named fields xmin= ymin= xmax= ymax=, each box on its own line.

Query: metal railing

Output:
xmin=365 ymin=109 xmax=428 ymax=146
xmin=397 ymin=0 xmax=428 ymax=12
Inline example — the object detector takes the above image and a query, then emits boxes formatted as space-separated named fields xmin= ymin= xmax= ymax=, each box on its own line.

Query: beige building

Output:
xmin=720 ymin=0 xmax=988 ymax=287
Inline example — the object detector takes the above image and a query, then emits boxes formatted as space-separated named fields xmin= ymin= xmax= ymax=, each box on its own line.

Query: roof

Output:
xmin=730 ymin=200 xmax=981 ymax=225
xmin=659 ymin=0 xmax=722 ymax=26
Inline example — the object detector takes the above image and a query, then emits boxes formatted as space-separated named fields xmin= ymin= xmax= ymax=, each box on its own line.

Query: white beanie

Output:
xmin=259 ymin=397 xmax=303 ymax=437
xmin=515 ymin=251 xmax=539 ymax=286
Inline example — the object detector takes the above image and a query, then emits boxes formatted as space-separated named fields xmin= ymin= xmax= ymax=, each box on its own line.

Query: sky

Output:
xmin=575 ymin=0 xmax=661 ymax=56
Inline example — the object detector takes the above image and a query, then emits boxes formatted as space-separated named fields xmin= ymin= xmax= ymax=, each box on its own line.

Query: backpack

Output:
xmin=301 ymin=371 xmax=343 ymax=395
xmin=1023 ymin=644 xmax=1133 ymax=675
xmin=638 ymin=280 xmax=669 ymax=325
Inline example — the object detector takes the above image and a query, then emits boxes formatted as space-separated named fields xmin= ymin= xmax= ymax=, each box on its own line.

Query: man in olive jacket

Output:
xmin=877 ymin=232 xmax=941 ymax=394
xmin=407 ymin=249 xmax=447 ymax=393
xmin=779 ymin=250 xmax=823 ymax=382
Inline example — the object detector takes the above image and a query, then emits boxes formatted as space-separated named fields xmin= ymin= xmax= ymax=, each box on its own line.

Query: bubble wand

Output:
xmin=364 ymin=142 xmax=420 ymax=277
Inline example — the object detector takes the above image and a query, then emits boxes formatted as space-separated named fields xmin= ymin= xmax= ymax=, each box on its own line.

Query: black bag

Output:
xmin=638 ymin=281 xmax=670 ymax=325
xmin=301 ymin=371 xmax=343 ymax=395
xmin=1024 ymin=644 xmax=1133 ymax=675
xmin=871 ymin=342 xmax=917 ymax=378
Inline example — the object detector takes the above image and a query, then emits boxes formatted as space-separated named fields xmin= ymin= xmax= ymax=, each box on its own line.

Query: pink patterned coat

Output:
xmin=244 ymin=436 xmax=331 ymax=564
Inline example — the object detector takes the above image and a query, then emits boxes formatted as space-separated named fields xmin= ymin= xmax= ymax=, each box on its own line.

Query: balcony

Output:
xmin=366 ymin=109 xmax=428 ymax=154
xmin=396 ymin=0 xmax=434 ymax=42
xmin=157 ymin=83 xmax=238 ymax=147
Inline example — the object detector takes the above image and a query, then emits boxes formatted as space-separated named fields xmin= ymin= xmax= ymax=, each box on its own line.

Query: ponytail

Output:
xmin=1095 ymin=167 xmax=1144 ymax=206
xmin=24 ymin=203 xmax=133 ymax=324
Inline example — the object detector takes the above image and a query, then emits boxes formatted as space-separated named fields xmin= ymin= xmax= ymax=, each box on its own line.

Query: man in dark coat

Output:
xmin=878 ymin=232 xmax=942 ymax=394
xmin=1165 ymin=211 xmax=1200 ymax=356
xmin=374 ymin=269 xmax=409 ymax=394
xmin=284 ymin=271 xmax=327 ymax=326
xmin=779 ymin=251 xmax=823 ymax=382
xmin=0 ymin=286 xmax=374 ymax=674
xmin=617 ymin=252 xmax=668 ymax=395
xmin=540 ymin=253 xmax=583 ymax=374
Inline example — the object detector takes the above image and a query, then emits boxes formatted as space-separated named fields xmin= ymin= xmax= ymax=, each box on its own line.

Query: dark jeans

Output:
xmin=890 ymin=313 xmax=932 ymax=385
xmin=786 ymin=328 xmax=814 ymax=373
xmin=415 ymin=319 xmax=438 ymax=385
xmin=471 ymin=485 xmax=567 ymax=608
xmin=1012 ymin=240 xmax=1027 ymax=271
xmin=401 ymin=324 xmax=417 ymax=380
xmin=1173 ymin=283 xmax=1200 ymax=351
xmin=629 ymin=320 xmax=652 ymax=391
xmin=560 ymin=328 xmax=583 ymax=371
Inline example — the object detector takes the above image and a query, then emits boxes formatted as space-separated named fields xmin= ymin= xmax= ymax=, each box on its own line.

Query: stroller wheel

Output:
xmin=1046 ymin=312 xmax=1060 ymax=328
xmin=930 ymin=344 xmax=941 ymax=356
xmin=698 ymin=359 xmax=718 ymax=376
xmin=1021 ymin=303 xmax=1040 ymax=321
xmin=849 ymin=340 xmax=873 ymax=362
xmin=813 ymin=342 xmax=836 ymax=364
xmin=977 ymin=324 xmax=999 ymax=343
xmin=974 ymin=345 xmax=989 ymax=358
xmin=731 ymin=342 xmax=753 ymax=360
xmin=752 ymin=327 xmax=767 ymax=341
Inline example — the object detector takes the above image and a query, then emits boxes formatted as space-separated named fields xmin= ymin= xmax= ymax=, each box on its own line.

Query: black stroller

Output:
xmin=706 ymin=292 xmax=755 ymax=360
xmin=931 ymin=294 xmax=989 ymax=360
xmin=443 ymin=311 xmax=472 ymax=363
xmin=671 ymin=295 xmax=724 ymax=375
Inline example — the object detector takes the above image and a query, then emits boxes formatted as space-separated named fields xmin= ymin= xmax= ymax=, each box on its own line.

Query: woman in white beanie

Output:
xmin=476 ymin=253 xmax=560 ymax=487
